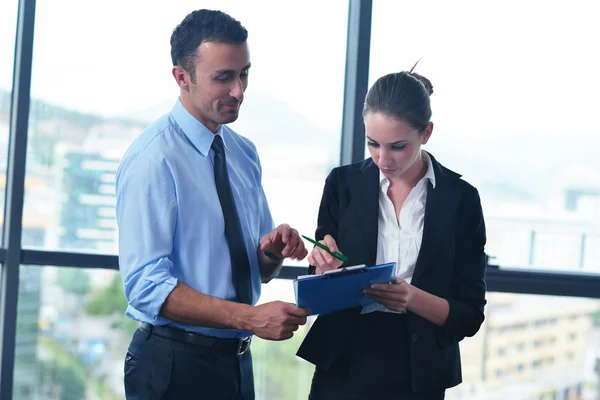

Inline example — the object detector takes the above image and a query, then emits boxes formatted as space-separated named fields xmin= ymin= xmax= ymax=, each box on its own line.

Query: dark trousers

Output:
xmin=124 ymin=327 xmax=254 ymax=400
xmin=308 ymin=312 xmax=445 ymax=400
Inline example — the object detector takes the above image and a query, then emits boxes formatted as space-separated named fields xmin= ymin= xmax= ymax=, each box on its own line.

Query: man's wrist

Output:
xmin=232 ymin=303 xmax=255 ymax=332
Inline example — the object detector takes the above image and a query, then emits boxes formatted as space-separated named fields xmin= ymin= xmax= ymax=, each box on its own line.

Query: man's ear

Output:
xmin=172 ymin=66 xmax=190 ymax=91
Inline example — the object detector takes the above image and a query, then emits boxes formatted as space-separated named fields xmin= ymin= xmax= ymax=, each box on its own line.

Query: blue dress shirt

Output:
xmin=116 ymin=99 xmax=274 ymax=338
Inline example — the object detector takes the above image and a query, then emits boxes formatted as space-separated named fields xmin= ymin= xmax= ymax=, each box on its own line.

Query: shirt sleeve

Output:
xmin=116 ymin=153 xmax=178 ymax=320
xmin=254 ymin=149 xmax=274 ymax=238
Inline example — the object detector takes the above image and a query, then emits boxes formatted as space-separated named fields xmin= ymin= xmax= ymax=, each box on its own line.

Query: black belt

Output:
xmin=139 ymin=322 xmax=251 ymax=356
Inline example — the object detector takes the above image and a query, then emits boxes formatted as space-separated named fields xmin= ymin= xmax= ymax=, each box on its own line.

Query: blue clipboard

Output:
xmin=294 ymin=262 xmax=396 ymax=316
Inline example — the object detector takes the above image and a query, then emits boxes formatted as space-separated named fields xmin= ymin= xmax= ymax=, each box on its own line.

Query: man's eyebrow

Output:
xmin=213 ymin=63 xmax=252 ymax=76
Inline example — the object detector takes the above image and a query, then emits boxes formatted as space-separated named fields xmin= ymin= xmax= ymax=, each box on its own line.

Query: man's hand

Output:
xmin=307 ymin=234 xmax=344 ymax=274
xmin=259 ymin=224 xmax=307 ymax=260
xmin=363 ymin=277 xmax=413 ymax=312
xmin=246 ymin=301 xmax=311 ymax=340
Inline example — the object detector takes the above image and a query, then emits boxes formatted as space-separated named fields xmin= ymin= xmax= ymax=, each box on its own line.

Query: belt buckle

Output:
xmin=236 ymin=336 xmax=251 ymax=356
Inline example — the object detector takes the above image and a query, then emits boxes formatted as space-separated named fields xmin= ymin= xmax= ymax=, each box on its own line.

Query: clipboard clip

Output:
xmin=322 ymin=264 xmax=367 ymax=279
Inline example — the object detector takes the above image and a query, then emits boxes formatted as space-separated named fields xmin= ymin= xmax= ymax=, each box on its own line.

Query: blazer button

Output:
xmin=411 ymin=333 xmax=418 ymax=342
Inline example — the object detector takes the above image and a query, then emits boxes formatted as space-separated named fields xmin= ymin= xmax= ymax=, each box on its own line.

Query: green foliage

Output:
xmin=110 ymin=315 xmax=139 ymax=337
xmin=56 ymin=268 xmax=90 ymax=297
xmin=85 ymin=274 xmax=125 ymax=316
xmin=29 ymin=133 xmax=59 ymax=166
xmin=37 ymin=340 xmax=87 ymax=400
xmin=592 ymin=309 xmax=600 ymax=326
xmin=252 ymin=328 xmax=314 ymax=400
xmin=57 ymin=363 xmax=86 ymax=400
xmin=85 ymin=273 xmax=137 ymax=335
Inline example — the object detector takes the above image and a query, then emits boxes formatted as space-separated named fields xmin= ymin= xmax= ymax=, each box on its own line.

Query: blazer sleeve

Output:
xmin=439 ymin=186 xmax=487 ymax=342
xmin=307 ymin=168 xmax=341 ymax=274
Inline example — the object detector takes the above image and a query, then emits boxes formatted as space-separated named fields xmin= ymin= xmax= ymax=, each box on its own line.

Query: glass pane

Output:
xmin=254 ymin=279 xmax=315 ymax=399
xmin=447 ymin=293 xmax=600 ymax=399
xmin=257 ymin=288 xmax=600 ymax=399
xmin=14 ymin=269 xmax=313 ymax=399
xmin=14 ymin=266 xmax=132 ymax=400
xmin=0 ymin=0 xmax=18 ymax=235
xmin=369 ymin=0 xmax=600 ymax=273
xmin=16 ymin=266 xmax=600 ymax=399
xmin=23 ymin=1 xmax=348 ymax=258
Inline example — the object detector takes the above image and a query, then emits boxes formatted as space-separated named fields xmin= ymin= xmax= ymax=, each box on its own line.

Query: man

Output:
xmin=116 ymin=9 xmax=310 ymax=400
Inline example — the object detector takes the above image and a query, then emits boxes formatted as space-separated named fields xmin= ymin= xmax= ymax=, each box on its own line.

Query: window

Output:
xmin=253 ymin=279 xmax=315 ymax=399
xmin=446 ymin=293 xmax=600 ymax=400
xmin=14 ymin=266 xmax=133 ymax=400
xmin=14 ymin=267 xmax=315 ymax=400
xmin=23 ymin=0 xmax=349 ymax=261
xmin=369 ymin=0 xmax=600 ymax=274
xmin=0 ymin=0 xmax=18 ymax=234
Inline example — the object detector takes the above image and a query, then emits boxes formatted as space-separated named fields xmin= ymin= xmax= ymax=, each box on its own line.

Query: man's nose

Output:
xmin=230 ymin=79 xmax=244 ymax=100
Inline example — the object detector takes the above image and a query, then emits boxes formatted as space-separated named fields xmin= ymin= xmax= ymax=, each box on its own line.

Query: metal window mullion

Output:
xmin=0 ymin=0 xmax=37 ymax=399
xmin=339 ymin=0 xmax=372 ymax=166
xmin=20 ymin=250 xmax=118 ymax=269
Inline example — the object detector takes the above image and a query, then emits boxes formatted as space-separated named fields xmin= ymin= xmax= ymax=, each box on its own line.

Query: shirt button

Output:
xmin=411 ymin=333 xmax=418 ymax=342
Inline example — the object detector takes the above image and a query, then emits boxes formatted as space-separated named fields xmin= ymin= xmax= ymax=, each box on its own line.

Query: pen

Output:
xmin=301 ymin=235 xmax=349 ymax=263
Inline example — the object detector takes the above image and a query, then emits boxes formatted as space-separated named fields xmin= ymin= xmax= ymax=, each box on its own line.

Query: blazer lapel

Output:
xmin=412 ymin=156 xmax=461 ymax=282
xmin=351 ymin=161 xmax=380 ymax=266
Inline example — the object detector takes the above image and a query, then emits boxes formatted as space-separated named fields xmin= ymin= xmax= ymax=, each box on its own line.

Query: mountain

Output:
xmin=123 ymin=90 xmax=338 ymax=146
xmin=122 ymin=91 xmax=341 ymax=177
xmin=3 ymin=88 xmax=600 ymax=207
xmin=0 ymin=89 xmax=142 ymax=129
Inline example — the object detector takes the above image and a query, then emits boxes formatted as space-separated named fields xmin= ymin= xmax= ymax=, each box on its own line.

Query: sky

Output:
xmin=1 ymin=0 xmax=600 ymax=204
xmin=2 ymin=0 xmax=599 ymax=136
xmin=1 ymin=0 xmax=349 ymax=131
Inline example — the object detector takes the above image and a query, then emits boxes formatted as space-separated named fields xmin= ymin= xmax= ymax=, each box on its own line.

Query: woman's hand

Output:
xmin=363 ymin=277 xmax=413 ymax=312
xmin=307 ymin=235 xmax=344 ymax=275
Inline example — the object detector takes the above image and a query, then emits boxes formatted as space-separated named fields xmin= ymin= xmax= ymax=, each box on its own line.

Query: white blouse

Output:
xmin=362 ymin=151 xmax=436 ymax=314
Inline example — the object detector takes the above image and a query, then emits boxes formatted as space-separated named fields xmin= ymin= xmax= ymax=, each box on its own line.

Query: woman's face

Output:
xmin=364 ymin=112 xmax=433 ymax=180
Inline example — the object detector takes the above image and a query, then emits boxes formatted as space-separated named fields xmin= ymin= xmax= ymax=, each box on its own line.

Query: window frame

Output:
xmin=1 ymin=1 xmax=599 ymax=399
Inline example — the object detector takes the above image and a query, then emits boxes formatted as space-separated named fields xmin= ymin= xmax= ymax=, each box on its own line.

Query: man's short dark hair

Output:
xmin=170 ymin=9 xmax=248 ymax=81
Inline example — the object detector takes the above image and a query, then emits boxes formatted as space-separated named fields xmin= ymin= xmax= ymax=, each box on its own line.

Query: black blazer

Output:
xmin=296 ymin=153 xmax=487 ymax=393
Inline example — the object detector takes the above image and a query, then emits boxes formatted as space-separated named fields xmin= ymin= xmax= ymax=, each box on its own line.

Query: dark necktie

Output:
xmin=211 ymin=135 xmax=252 ymax=304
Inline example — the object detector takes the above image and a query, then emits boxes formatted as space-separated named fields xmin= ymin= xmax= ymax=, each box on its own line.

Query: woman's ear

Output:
xmin=421 ymin=122 xmax=434 ymax=144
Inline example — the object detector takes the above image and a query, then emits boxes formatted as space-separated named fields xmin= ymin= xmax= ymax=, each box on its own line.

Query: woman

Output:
xmin=297 ymin=70 xmax=487 ymax=400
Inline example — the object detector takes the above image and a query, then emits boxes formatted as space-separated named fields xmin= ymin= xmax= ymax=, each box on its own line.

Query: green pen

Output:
xmin=301 ymin=235 xmax=349 ymax=263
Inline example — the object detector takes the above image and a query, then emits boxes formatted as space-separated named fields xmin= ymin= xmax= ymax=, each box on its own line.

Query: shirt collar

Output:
xmin=379 ymin=150 xmax=437 ymax=188
xmin=170 ymin=98 xmax=229 ymax=157
xmin=422 ymin=151 xmax=437 ymax=188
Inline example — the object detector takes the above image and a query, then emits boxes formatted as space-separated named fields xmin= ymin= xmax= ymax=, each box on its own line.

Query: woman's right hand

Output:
xmin=307 ymin=234 xmax=344 ymax=275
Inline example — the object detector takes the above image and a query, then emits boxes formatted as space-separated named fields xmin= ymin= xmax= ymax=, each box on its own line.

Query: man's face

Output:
xmin=174 ymin=41 xmax=250 ymax=132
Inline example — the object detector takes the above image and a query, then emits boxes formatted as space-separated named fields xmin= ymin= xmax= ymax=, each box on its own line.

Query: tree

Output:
xmin=29 ymin=131 xmax=59 ymax=166
xmin=56 ymin=268 xmax=90 ymax=297
xmin=37 ymin=359 xmax=87 ymax=400
xmin=57 ymin=363 xmax=86 ymax=400
xmin=85 ymin=273 xmax=137 ymax=335
xmin=593 ymin=309 xmax=600 ymax=326
xmin=85 ymin=274 xmax=124 ymax=315
xmin=252 ymin=330 xmax=314 ymax=399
